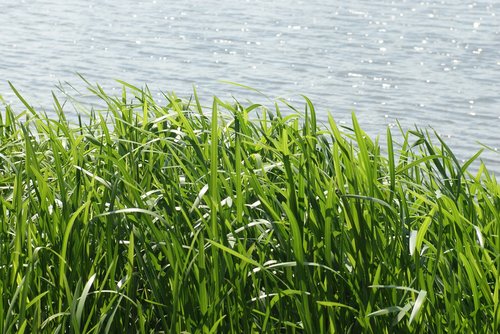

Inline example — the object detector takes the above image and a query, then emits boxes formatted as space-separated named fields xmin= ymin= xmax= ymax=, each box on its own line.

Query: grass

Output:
xmin=0 ymin=81 xmax=499 ymax=333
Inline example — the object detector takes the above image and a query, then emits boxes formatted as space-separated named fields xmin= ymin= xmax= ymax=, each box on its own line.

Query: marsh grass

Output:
xmin=0 ymin=81 xmax=499 ymax=333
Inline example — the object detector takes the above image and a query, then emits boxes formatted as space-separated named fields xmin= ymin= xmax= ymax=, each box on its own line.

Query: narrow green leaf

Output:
xmin=409 ymin=290 xmax=427 ymax=324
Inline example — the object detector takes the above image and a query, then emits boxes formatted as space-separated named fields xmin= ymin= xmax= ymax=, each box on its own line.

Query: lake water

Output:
xmin=1 ymin=0 xmax=499 ymax=171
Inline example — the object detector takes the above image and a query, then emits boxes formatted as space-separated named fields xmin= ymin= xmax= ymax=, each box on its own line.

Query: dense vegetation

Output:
xmin=0 ymin=81 xmax=499 ymax=333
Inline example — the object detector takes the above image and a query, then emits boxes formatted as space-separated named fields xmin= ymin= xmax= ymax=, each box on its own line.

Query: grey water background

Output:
xmin=1 ymin=0 xmax=499 ymax=171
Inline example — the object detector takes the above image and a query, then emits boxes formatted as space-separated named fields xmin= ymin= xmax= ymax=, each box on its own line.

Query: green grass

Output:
xmin=0 ymin=81 xmax=499 ymax=333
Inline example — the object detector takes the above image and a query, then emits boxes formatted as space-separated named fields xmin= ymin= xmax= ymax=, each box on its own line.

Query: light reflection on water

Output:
xmin=0 ymin=0 xmax=499 ymax=170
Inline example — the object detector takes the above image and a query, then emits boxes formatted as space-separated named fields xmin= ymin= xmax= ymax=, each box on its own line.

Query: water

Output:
xmin=1 ymin=0 xmax=499 ymax=170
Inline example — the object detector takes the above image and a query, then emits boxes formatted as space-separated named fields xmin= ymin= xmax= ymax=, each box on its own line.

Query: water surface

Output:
xmin=1 ymin=0 xmax=499 ymax=169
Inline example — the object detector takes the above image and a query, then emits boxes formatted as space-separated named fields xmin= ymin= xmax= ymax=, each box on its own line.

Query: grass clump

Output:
xmin=0 ymin=81 xmax=499 ymax=333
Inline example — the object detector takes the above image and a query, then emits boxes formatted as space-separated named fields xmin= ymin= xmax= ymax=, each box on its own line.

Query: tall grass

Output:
xmin=0 ymin=81 xmax=498 ymax=333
